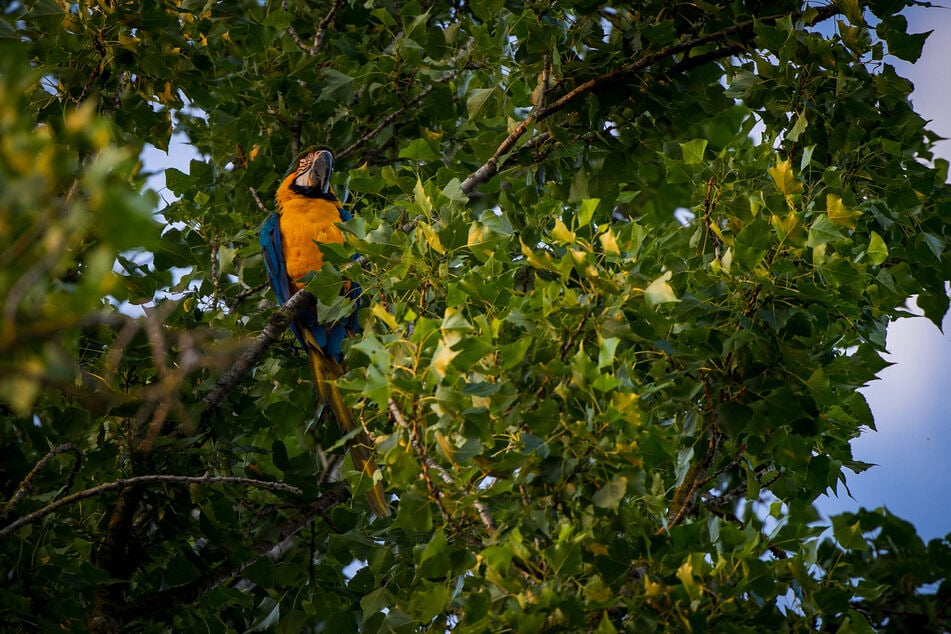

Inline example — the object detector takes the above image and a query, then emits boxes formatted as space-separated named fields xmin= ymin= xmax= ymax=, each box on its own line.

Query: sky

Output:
xmin=815 ymin=6 xmax=951 ymax=542
xmin=142 ymin=6 xmax=951 ymax=542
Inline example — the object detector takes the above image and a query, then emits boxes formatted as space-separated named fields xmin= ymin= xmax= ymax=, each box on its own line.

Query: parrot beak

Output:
xmin=295 ymin=149 xmax=334 ymax=194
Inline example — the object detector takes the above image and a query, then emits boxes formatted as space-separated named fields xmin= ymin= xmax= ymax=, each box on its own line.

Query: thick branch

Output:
xmin=1 ymin=475 xmax=302 ymax=538
xmin=1 ymin=443 xmax=82 ymax=522
xmin=459 ymin=5 xmax=842 ymax=195
xmin=200 ymin=289 xmax=314 ymax=423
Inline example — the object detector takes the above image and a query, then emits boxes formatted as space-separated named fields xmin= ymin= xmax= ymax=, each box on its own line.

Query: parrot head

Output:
xmin=286 ymin=147 xmax=335 ymax=199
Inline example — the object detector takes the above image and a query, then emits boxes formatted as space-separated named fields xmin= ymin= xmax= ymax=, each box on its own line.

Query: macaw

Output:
xmin=260 ymin=148 xmax=389 ymax=518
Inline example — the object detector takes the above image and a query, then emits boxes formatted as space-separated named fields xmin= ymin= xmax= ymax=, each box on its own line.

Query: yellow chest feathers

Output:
xmin=276 ymin=187 xmax=345 ymax=284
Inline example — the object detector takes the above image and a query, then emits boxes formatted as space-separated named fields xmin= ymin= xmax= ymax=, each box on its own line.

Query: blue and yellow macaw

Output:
xmin=260 ymin=148 xmax=389 ymax=517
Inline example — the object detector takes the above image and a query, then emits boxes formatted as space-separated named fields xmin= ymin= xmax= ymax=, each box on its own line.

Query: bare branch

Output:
xmin=1 ymin=475 xmax=302 ymax=538
xmin=227 ymin=281 xmax=269 ymax=312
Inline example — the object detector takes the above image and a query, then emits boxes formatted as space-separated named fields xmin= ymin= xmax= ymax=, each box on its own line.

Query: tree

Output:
xmin=1 ymin=0 xmax=949 ymax=631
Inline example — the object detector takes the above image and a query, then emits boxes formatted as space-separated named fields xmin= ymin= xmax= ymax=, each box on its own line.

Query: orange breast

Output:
xmin=275 ymin=173 xmax=345 ymax=287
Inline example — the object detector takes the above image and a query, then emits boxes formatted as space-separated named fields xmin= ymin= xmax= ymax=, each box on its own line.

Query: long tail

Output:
xmin=303 ymin=331 xmax=390 ymax=517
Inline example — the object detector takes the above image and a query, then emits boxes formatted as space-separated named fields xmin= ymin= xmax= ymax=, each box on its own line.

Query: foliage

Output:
xmin=1 ymin=0 xmax=950 ymax=631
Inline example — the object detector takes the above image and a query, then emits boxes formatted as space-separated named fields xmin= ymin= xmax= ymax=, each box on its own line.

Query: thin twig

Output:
xmin=338 ymin=42 xmax=474 ymax=162
xmin=388 ymin=398 xmax=496 ymax=533
xmin=660 ymin=381 xmax=723 ymax=532
xmin=227 ymin=281 xmax=269 ymax=311
xmin=702 ymin=176 xmax=722 ymax=259
xmin=248 ymin=186 xmax=271 ymax=214
xmin=1 ymin=475 xmax=302 ymax=538
xmin=1 ymin=443 xmax=82 ymax=522
xmin=209 ymin=229 xmax=222 ymax=311
xmin=389 ymin=398 xmax=451 ymax=522
xmin=338 ymin=84 xmax=436 ymax=161
xmin=284 ymin=0 xmax=345 ymax=56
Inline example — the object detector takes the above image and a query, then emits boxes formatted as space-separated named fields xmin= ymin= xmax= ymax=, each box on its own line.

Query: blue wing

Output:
xmin=259 ymin=211 xmax=362 ymax=363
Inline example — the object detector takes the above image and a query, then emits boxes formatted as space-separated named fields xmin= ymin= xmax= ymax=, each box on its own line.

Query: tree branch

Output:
xmin=119 ymin=484 xmax=350 ymax=620
xmin=1 ymin=475 xmax=302 ymax=538
xmin=661 ymin=381 xmax=723 ymax=532
xmin=284 ymin=0 xmax=345 ymax=56
xmin=338 ymin=42 xmax=474 ymax=162
xmin=459 ymin=5 xmax=842 ymax=195
xmin=388 ymin=398 xmax=497 ymax=533
xmin=199 ymin=289 xmax=314 ymax=423
xmin=1 ymin=443 xmax=82 ymax=522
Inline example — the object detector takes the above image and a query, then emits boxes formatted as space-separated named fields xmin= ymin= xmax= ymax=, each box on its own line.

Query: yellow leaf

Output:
xmin=520 ymin=238 xmax=556 ymax=271
xmin=599 ymin=229 xmax=620 ymax=255
xmin=434 ymin=431 xmax=456 ymax=462
xmin=552 ymin=217 xmax=575 ymax=243
xmin=414 ymin=178 xmax=432 ymax=215
xmin=418 ymin=222 xmax=445 ymax=254
xmin=611 ymin=392 xmax=640 ymax=424
xmin=467 ymin=221 xmax=489 ymax=248
xmin=430 ymin=332 xmax=461 ymax=379
xmin=771 ymin=212 xmax=804 ymax=244
xmin=826 ymin=193 xmax=861 ymax=229
xmin=643 ymin=575 xmax=664 ymax=598
xmin=768 ymin=159 xmax=803 ymax=198
xmin=370 ymin=303 xmax=398 ymax=330
xmin=644 ymin=271 xmax=679 ymax=306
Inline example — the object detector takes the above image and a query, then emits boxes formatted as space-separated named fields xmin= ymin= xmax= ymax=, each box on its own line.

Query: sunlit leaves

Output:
xmin=644 ymin=271 xmax=679 ymax=305
xmin=768 ymin=158 xmax=804 ymax=201
xmin=867 ymin=231 xmax=888 ymax=265
xmin=2 ymin=0 xmax=950 ymax=631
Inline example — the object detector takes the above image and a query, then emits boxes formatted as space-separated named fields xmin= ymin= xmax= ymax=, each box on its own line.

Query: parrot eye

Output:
xmin=297 ymin=155 xmax=314 ymax=174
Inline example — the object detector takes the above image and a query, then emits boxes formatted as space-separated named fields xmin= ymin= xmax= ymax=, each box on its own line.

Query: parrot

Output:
xmin=259 ymin=147 xmax=390 ymax=517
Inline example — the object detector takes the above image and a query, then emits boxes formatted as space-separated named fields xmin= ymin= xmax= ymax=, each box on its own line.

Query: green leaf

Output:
xmin=807 ymin=215 xmax=844 ymax=247
xmin=399 ymin=138 xmax=439 ymax=161
xmin=832 ymin=514 xmax=867 ymax=550
xmin=787 ymin=110 xmax=808 ymax=143
xmin=578 ymin=198 xmax=600 ymax=225
xmin=441 ymin=177 xmax=468 ymax=202
xmin=466 ymin=88 xmax=495 ymax=119
xmin=837 ymin=0 xmax=865 ymax=26
xmin=680 ymin=139 xmax=707 ymax=165
xmin=597 ymin=337 xmax=619 ymax=369
xmin=867 ymin=231 xmax=888 ymax=265
xmin=319 ymin=68 xmax=354 ymax=101
xmin=393 ymin=492 xmax=433 ymax=532
xmin=735 ymin=217 xmax=772 ymax=269
xmin=408 ymin=581 xmax=451 ymax=621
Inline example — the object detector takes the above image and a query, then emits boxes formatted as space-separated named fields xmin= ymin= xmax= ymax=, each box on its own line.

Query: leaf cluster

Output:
xmin=1 ymin=0 xmax=949 ymax=631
